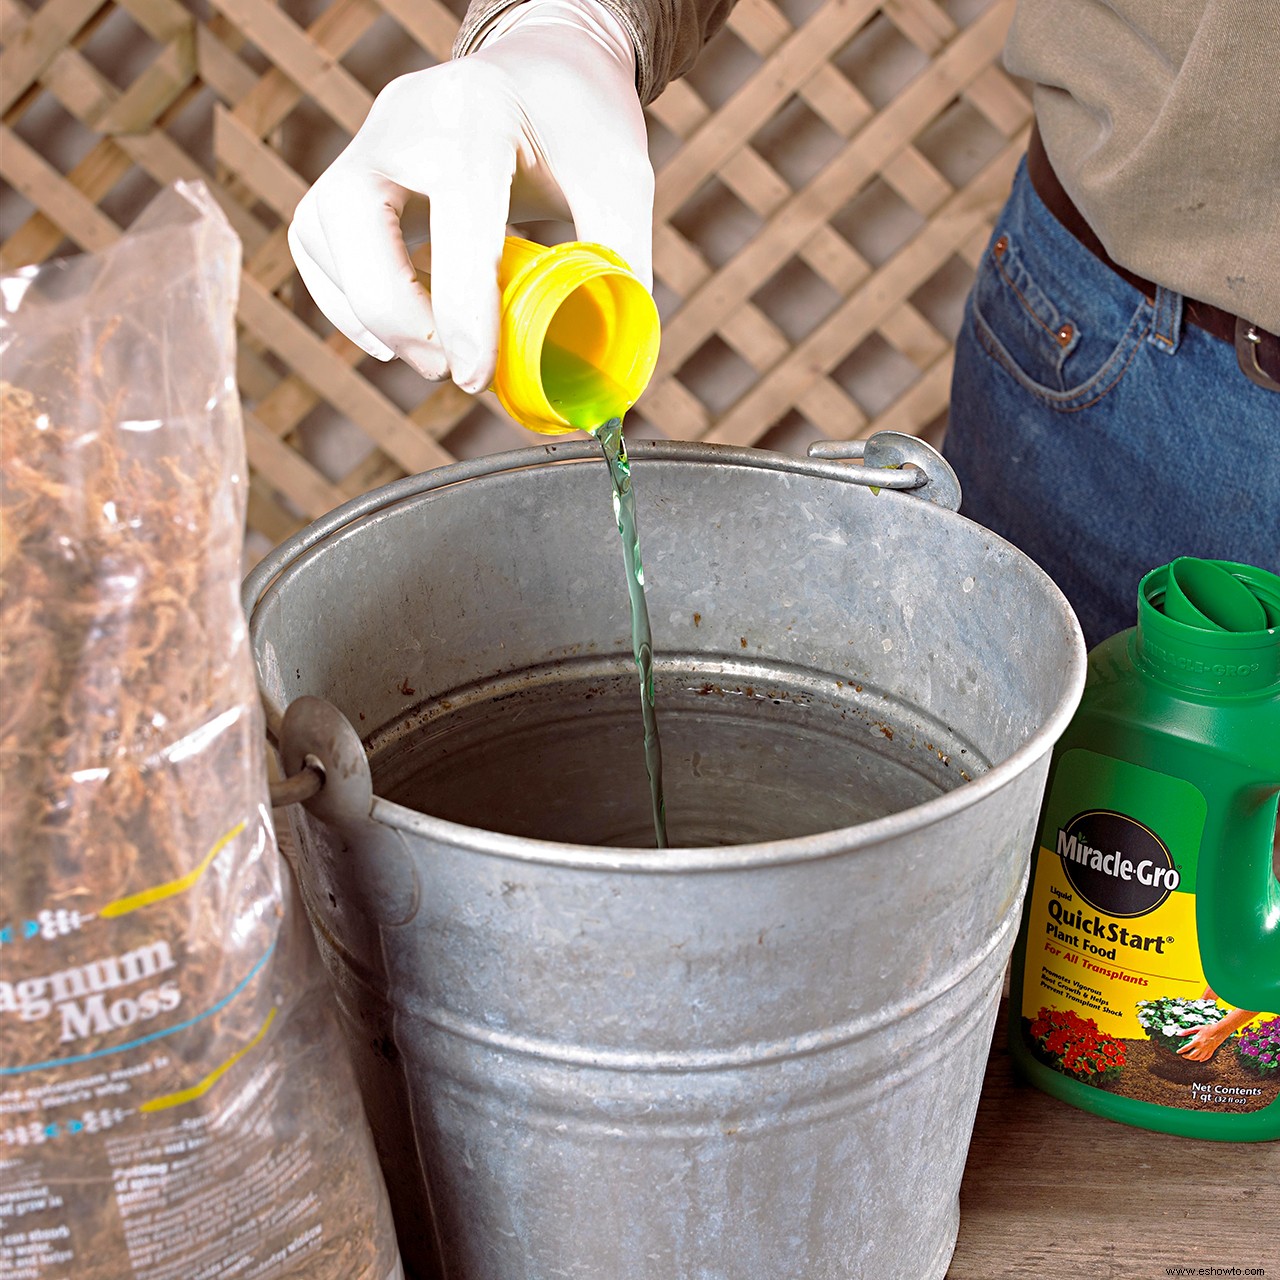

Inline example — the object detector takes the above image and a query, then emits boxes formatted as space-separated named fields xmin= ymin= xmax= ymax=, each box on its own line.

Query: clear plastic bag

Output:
xmin=0 ymin=182 xmax=403 ymax=1280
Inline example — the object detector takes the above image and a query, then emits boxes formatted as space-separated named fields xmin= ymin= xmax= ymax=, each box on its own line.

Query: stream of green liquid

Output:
xmin=593 ymin=418 xmax=668 ymax=849
xmin=541 ymin=341 xmax=668 ymax=848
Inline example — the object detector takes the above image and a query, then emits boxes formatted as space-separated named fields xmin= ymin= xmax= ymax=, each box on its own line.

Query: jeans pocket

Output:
xmin=970 ymin=229 xmax=1151 ymax=409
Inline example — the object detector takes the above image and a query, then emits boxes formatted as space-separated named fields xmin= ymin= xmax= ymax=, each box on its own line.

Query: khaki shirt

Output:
xmin=1006 ymin=1 xmax=1279 ymax=333
xmin=456 ymin=0 xmax=1280 ymax=332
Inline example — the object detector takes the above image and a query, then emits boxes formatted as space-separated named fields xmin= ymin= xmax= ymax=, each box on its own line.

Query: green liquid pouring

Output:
xmin=539 ymin=341 xmax=669 ymax=848
xmin=594 ymin=418 xmax=668 ymax=849
xmin=541 ymin=341 xmax=626 ymax=428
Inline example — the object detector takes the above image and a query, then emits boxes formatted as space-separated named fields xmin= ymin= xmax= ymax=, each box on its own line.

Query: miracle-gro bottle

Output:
xmin=1009 ymin=557 xmax=1280 ymax=1140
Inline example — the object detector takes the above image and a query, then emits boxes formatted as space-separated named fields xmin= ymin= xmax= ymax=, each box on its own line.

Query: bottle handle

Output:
xmin=1196 ymin=783 xmax=1280 ymax=1013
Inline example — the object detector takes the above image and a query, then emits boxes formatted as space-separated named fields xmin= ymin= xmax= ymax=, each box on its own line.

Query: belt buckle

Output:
xmin=1235 ymin=317 xmax=1280 ymax=391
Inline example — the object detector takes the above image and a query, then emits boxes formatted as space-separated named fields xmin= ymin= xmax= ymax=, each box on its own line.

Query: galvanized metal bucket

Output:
xmin=244 ymin=435 xmax=1086 ymax=1280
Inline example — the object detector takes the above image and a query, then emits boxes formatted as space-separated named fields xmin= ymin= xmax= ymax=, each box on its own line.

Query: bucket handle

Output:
xmin=806 ymin=431 xmax=961 ymax=510
xmin=269 ymin=695 xmax=420 ymax=926
xmin=270 ymin=756 xmax=323 ymax=808
xmin=243 ymin=432 xmax=961 ymax=627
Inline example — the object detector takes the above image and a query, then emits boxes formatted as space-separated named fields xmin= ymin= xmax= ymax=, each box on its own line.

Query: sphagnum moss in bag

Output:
xmin=0 ymin=182 xmax=404 ymax=1280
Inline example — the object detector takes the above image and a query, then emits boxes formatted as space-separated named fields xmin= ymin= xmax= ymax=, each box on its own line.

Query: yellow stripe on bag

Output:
xmin=140 ymin=1006 xmax=278 ymax=1113
xmin=99 ymin=821 xmax=246 ymax=918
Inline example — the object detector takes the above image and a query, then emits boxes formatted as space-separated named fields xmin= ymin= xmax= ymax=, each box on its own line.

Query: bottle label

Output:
xmin=1019 ymin=749 xmax=1279 ymax=1114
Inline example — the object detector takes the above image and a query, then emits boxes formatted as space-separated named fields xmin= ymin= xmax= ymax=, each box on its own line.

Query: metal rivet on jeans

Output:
xmin=994 ymin=235 xmax=1008 ymax=256
xmin=1056 ymin=323 xmax=1074 ymax=347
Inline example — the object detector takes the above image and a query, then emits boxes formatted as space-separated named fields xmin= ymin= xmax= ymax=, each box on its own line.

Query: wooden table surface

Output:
xmin=947 ymin=1001 xmax=1279 ymax=1279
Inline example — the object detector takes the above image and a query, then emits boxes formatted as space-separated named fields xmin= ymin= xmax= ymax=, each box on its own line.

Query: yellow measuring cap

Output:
xmin=492 ymin=237 xmax=660 ymax=435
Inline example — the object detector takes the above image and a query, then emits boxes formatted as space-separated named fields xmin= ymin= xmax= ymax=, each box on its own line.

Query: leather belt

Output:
xmin=1025 ymin=122 xmax=1280 ymax=391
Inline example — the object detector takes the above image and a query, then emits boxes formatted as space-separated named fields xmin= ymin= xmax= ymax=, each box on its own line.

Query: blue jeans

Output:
xmin=943 ymin=160 xmax=1280 ymax=651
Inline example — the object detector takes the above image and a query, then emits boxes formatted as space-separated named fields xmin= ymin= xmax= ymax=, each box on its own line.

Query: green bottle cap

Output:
xmin=1162 ymin=557 xmax=1268 ymax=631
xmin=1135 ymin=557 xmax=1280 ymax=694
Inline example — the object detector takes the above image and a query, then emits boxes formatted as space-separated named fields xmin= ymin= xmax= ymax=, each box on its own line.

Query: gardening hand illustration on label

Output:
xmin=1009 ymin=558 xmax=1280 ymax=1142
xmin=1166 ymin=987 xmax=1260 ymax=1063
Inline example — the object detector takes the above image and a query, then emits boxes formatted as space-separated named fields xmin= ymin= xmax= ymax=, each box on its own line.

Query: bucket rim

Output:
xmin=246 ymin=440 xmax=1087 ymax=871
xmin=242 ymin=439 xmax=935 ymax=615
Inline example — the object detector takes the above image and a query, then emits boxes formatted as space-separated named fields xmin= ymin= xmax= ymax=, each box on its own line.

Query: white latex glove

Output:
xmin=287 ymin=0 xmax=653 ymax=394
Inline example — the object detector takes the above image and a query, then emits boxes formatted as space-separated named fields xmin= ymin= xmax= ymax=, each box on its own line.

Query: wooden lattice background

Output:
xmin=1 ymin=0 xmax=1031 ymax=562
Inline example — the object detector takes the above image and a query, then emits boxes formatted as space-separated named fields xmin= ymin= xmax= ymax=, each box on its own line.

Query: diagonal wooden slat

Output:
xmin=194 ymin=19 xmax=260 ymax=105
xmin=112 ymin=0 xmax=191 ymax=45
xmin=0 ymin=138 xmax=130 ymax=267
xmin=375 ymin=0 xmax=462 ymax=62
xmin=116 ymin=129 xmax=271 ymax=252
xmin=243 ymin=407 xmax=348 ymax=519
xmin=0 ymin=0 xmax=105 ymax=114
xmin=0 ymin=125 xmax=120 ymax=253
xmin=210 ymin=0 xmax=374 ymax=135
xmin=882 ymin=0 xmax=955 ymax=50
xmin=236 ymin=271 xmax=453 ymax=474
xmin=96 ymin=25 xmax=196 ymax=133
xmin=0 ymin=0 xmax=30 ymax=45
xmin=212 ymin=103 xmax=307 ymax=221
xmin=867 ymin=347 xmax=952 ymax=435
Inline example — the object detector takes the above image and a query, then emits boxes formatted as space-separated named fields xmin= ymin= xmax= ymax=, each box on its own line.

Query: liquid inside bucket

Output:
xmin=366 ymin=654 xmax=990 ymax=847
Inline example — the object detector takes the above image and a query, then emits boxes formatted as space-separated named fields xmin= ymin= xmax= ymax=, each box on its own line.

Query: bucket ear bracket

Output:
xmin=807 ymin=431 xmax=962 ymax=511
xmin=278 ymin=695 xmax=419 ymax=927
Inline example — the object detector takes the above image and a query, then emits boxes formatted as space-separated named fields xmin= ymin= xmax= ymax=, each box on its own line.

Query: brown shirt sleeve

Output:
xmin=453 ymin=0 xmax=736 ymax=105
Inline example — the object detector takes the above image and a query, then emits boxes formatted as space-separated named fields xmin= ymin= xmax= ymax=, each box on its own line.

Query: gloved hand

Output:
xmin=287 ymin=0 xmax=654 ymax=395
